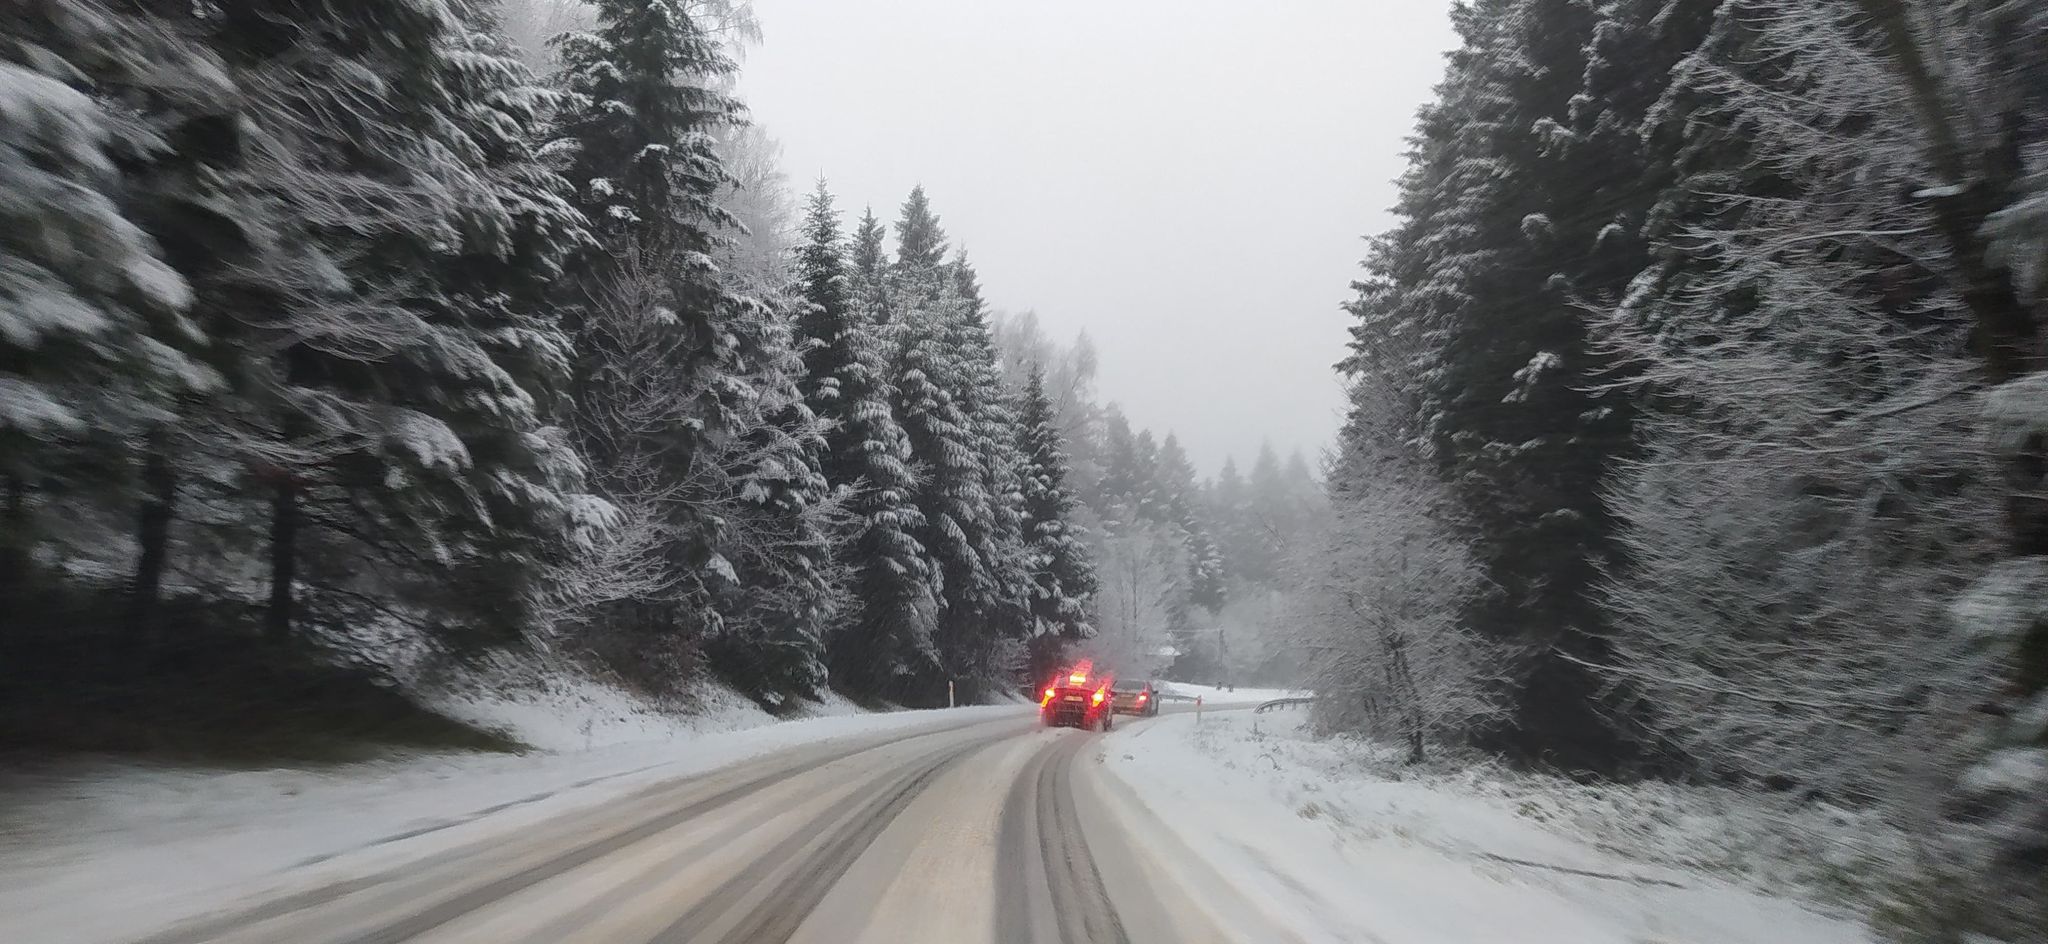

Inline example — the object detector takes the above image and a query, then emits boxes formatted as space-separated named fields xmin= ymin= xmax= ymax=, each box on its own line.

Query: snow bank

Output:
xmin=0 ymin=702 xmax=1024 ymax=944
xmin=426 ymin=663 xmax=866 ymax=751
xmin=1101 ymin=710 xmax=1871 ymax=944
xmin=1154 ymin=681 xmax=1308 ymax=707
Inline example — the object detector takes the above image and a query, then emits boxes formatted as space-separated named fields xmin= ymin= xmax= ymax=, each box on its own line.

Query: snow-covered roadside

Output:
xmin=0 ymin=691 xmax=1024 ymax=944
xmin=426 ymin=665 xmax=870 ymax=751
xmin=1155 ymin=682 xmax=1308 ymax=707
xmin=1099 ymin=710 xmax=1872 ymax=944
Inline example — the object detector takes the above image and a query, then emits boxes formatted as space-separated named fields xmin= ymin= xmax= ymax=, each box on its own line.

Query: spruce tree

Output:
xmin=794 ymin=182 xmax=939 ymax=696
xmin=949 ymin=250 xmax=1035 ymax=679
xmin=386 ymin=4 xmax=592 ymax=647
xmin=849 ymin=206 xmax=890 ymax=313
xmin=712 ymin=325 xmax=837 ymax=703
xmin=691 ymin=135 xmax=839 ymax=704
xmin=884 ymin=188 xmax=1031 ymax=700
xmin=0 ymin=0 xmax=245 ymax=631
xmin=148 ymin=0 xmax=594 ymax=647
xmin=1130 ymin=430 xmax=1166 ymax=525
xmin=1095 ymin=409 xmax=1143 ymax=517
xmin=1206 ymin=456 xmax=1250 ymax=577
xmin=1017 ymin=365 xmax=1098 ymax=684
xmin=1158 ymin=434 xmax=1228 ymax=612
xmin=1239 ymin=443 xmax=1289 ymax=585
xmin=1345 ymin=0 xmax=1643 ymax=770
xmin=888 ymin=289 xmax=989 ymax=696
xmin=894 ymin=185 xmax=948 ymax=272
xmin=552 ymin=0 xmax=743 ymax=247
xmin=551 ymin=0 xmax=766 ymax=671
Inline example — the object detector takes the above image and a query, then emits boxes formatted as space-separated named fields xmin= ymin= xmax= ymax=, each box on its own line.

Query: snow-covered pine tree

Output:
xmin=948 ymin=250 xmax=1035 ymax=693
xmin=1157 ymin=434 xmax=1228 ymax=612
xmin=793 ymin=182 xmax=939 ymax=697
xmin=1344 ymin=0 xmax=1643 ymax=772
xmin=849 ymin=206 xmax=890 ymax=314
xmin=1129 ymin=431 xmax=1166 ymax=526
xmin=1094 ymin=408 xmax=1143 ymax=519
xmin=1236 ymin=443 xmax=1290 ymax=585
xmin=551 ymin=0 xmax=743 ymax=250
xmin=1016 ymin=365 xmax=1098 ymax=685
xmin=200 ymin=0 xmax=463 ymax=643
xmin=0 ymin=1 xmax=239 ymax=628
xmin=893 ymin=185 xmax=949 ymax=272
xmin=700 ymin=140 xmax=839 ymax=705
xmin=708 ymin=320 xmax=840 ymax=705
xmin=1204 ymin=456 xmax=1251 ymax=582
xmin=886 ymin=285 xmax=988 ymax=700
xmin=387 ymin=3 xmax=594 ymax=648
xmin=135 ymin=0 xmax=593 ymax=652
xmin=549 ymin=0 xmax=767 ymax=682
xmin=882 ymin=187 xmax=1031 ymax=700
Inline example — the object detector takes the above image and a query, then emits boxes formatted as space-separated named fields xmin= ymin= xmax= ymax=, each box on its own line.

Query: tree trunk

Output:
xmin=126 ymin=446 xmax=176 ymax=645
xmin=266 ymin=481 xmax=298 ymax=641
xmin=0 ymin=475 xmax=26 ymax=597
xmin=1848 ymin=8 xmax=2048 ymax=931
xmin=1388 ymin=632 xmax=1427 ymax=764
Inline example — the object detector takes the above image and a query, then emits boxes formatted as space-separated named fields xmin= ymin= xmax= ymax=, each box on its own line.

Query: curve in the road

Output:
xmin=126 ymin=716 xmax=1017 ymax=944
xmin=112 ymin=708 xmax=1242 ymax=944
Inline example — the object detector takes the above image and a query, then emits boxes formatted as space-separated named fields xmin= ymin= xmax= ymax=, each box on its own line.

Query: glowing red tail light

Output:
xmin=1041 ymin=687 xmax=1055 ymax=705
xmin=1091 ymin=689 xmax=1106 ymax=705
xmin=1137 ymin=693 xmax=1148 ymax=701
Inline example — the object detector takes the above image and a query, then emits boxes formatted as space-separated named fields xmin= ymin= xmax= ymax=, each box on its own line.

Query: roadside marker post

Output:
xmin=1196 ymin=695 xmax=1202 ymax=723
xmin=948 ymin=680 xmax=955 ymax=708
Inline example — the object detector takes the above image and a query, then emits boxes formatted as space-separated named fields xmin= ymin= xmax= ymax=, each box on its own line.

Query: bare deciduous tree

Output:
xmin=1293 ymin=376 xmax=1503 ymax=763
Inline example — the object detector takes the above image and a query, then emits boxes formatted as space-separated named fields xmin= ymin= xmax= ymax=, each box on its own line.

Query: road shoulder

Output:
xmin=1098 ymin=711 xmax=1873 ymax=944
xmin=0 ymin=705 xmax=1025 ymax=944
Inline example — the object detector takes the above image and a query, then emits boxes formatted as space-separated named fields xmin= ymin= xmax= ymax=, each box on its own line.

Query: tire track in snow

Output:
xmin=125 ymin=716 xmax=1013 ymax=944
xmin=995 ymin=732 xmax=1131 ymax=944
xmin=647 ymin=732 xmax=996 ymax=943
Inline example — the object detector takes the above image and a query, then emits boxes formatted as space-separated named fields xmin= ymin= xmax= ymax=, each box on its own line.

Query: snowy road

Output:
xmin=101 ymin=706 xmax=1268 ymax=944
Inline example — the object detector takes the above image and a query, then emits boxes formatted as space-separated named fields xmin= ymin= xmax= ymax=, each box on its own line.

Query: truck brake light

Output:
xmin=1091 ymin=689 xmax=1106 ymax=705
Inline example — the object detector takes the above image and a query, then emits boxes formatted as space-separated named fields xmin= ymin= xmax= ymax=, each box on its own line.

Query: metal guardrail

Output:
xmin=1253 ymin=696 xmax=1318 ymax=713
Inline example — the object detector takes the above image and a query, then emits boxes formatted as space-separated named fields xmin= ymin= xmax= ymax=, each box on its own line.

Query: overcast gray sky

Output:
xmin=736 ymin=1 xmax=1460 ymax=475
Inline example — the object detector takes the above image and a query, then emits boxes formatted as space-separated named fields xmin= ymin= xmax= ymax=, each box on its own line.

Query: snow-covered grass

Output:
xmin=1102 ymin=709 xmax=1877 ymax=944
xmin=1438 ymin=756 xmax=1915 ymax=915
xmin=0 ymin=671 xmax=1022 ymax=944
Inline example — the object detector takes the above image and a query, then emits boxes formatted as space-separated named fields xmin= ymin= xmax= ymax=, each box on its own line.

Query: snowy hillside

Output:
xmin=423 ymin=661 xmax=870 ymax=752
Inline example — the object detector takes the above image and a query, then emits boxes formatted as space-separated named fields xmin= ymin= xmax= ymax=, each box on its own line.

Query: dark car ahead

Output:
xmin=1109 ymin=679 xmax=1159 ymax=716
xmin=1039 ymin=668 xmax=1114 ymax=731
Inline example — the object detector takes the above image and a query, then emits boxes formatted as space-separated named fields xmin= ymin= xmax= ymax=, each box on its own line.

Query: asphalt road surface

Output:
xmin=121 ymin=707 xmax=1265 ymax=944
